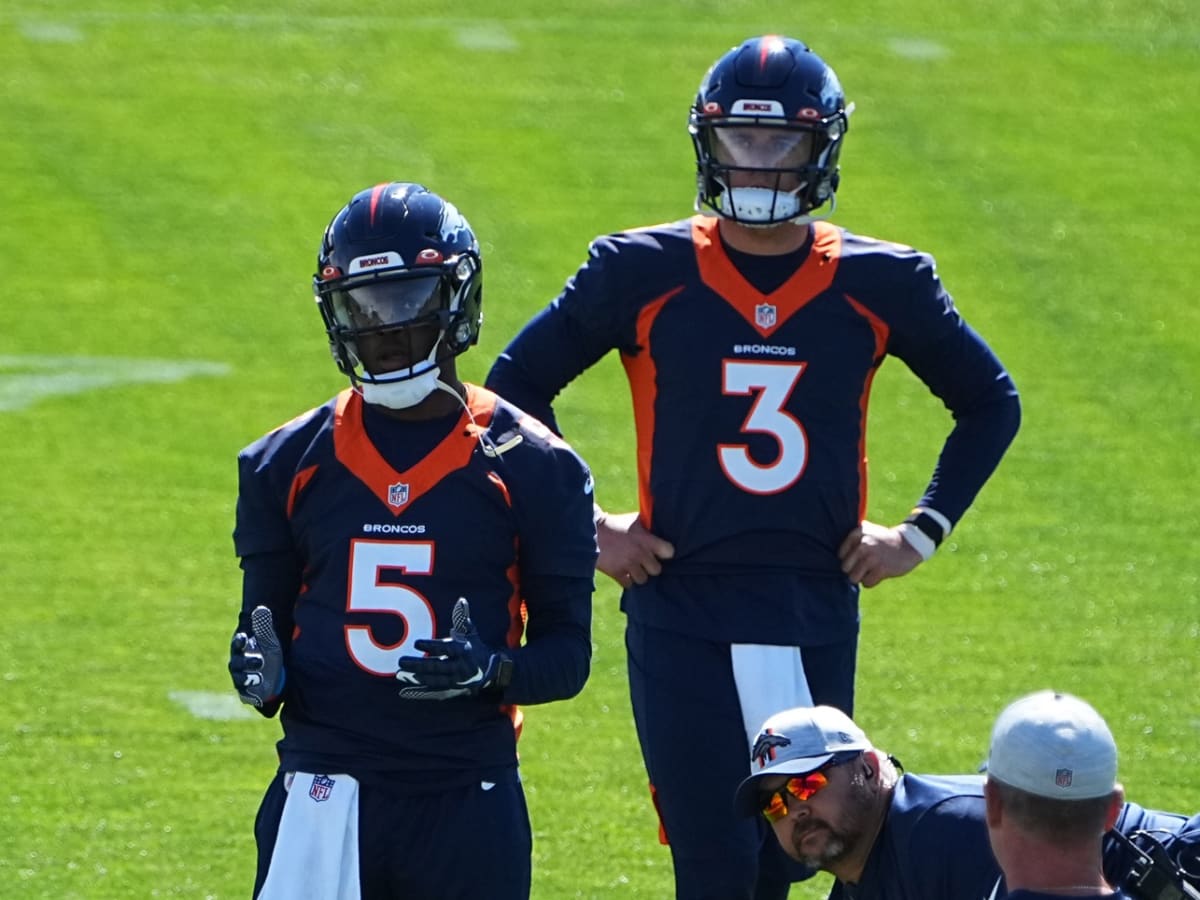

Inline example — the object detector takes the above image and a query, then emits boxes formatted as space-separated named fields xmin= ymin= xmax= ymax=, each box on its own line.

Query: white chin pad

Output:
xmin=719 ymin=187 xmax=801 ymax=223
xmin=361 ymin=366 xmax=441 ymax=409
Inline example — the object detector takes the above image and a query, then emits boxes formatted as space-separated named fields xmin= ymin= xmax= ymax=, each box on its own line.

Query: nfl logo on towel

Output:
xmin=387 ymin=482 xmax=410 ymax=509
xmin=309 ymin=774 xmax=336 ymax=802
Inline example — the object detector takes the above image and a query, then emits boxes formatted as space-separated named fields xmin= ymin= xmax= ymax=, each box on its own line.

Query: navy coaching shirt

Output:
xmin=488 ymin=216 xmax=1020 ymax=644
xmin=233 ymin=385 xmax=597 ymax=785
xmin=832 ymin=774 xmax=1200 ymax=900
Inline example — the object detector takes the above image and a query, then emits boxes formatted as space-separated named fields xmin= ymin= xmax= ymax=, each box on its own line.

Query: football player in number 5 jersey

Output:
xmin=228 ymin=183 xmax=597 ymax=900
xmin=485 ymin=36 xmax=1020 ymax=900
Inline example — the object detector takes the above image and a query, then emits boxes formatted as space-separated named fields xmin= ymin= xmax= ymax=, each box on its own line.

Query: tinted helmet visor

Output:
xmin=328 ymin=272 xmax=446 ymax=336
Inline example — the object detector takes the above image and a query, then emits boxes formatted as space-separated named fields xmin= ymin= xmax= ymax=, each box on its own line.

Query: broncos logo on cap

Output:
xmin=751 ymin=730 xmax=792 ymax=769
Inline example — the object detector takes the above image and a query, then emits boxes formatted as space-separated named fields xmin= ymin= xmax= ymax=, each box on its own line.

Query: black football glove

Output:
xmin=229 ymin=605 xmax=286 ymax=708
xmin=396 ymin=598 xmax=509 ymax=700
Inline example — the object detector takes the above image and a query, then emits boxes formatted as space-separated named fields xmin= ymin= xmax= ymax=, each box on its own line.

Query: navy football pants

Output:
xmin=252 ymin=768 xmax=531 ymax=899
xmin=626 ymin=620 xmax=856 ymax=900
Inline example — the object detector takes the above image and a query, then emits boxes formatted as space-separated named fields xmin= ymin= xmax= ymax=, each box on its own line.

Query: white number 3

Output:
xmin=344 ymin=540 xmax=437 ymax=675
xmin=718 ymin=360 xmax=808 ymax=495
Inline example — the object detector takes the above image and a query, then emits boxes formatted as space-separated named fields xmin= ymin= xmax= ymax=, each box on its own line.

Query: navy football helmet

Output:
xmin=313 ymin=182 xmax=482 ymax=391
xmin=689 ymin=36 xmax=852 ymax=226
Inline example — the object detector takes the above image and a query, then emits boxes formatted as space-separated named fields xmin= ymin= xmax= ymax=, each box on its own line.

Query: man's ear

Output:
xmin=862 ymin=748 xmax=882 ymax=781
xmin=1104 ymin=785 xmax=1126 ymax=831
xmin=984 ymin=779 xmax=1003 ymax=827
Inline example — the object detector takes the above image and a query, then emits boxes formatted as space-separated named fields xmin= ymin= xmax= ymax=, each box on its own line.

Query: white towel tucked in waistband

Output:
xmin=257 ymin=772 xmax=361 ymax=900
xmin=730 ymin=644 xmax=813 ymax=746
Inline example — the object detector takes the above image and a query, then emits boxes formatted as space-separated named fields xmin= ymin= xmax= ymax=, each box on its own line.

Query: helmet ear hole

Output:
xmin=445 ymin=280 xmax=483 ymax=354
xmin=452 ymin=322 xmax=472 ymax=349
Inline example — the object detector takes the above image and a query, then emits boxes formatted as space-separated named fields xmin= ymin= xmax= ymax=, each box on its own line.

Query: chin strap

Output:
xmin=791 ymin=193 xmax=838 ymax=226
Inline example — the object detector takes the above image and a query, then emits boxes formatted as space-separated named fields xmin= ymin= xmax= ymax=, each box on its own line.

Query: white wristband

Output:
xmin=897 ymin=522 xmax=936 ymax=562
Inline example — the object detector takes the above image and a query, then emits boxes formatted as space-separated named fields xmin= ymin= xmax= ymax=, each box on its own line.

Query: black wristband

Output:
xmin=494 ymin=655 xmax=514 ymax=690
xmin=904 ymin=511 xmax=945 ymax=547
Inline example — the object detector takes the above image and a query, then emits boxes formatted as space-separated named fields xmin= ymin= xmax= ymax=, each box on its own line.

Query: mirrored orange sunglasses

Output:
xmin=759 ymin=771 xmax=830 ymax=822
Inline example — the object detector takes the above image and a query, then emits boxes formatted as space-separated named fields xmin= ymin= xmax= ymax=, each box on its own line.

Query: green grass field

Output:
xmin=1 ymin=1 xmax=1197 ymax=897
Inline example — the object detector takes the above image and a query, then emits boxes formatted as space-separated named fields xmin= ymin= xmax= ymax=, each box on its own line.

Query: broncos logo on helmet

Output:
xmin=751 ymin=730 xmax=792 ymax=769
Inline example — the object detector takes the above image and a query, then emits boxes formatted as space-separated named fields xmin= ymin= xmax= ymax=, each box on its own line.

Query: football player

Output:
xmin=228 ymin=182 xmax=597 ymax=900
xmin=485 ymin=36 xmax=1021 ymax=900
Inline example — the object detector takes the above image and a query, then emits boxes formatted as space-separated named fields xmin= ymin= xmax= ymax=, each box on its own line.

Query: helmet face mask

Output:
xmin=324 ymin=270 xmax=454 ymax=381
xmin=689 ymin=36 xmax=852 ymax=226
xmin=313 ymin=183 xmax=483 ymax=392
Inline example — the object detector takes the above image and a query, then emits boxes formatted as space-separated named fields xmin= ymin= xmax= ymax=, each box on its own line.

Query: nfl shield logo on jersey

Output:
xmin=387 ymin=482 xmax=410 ymax=509
xmin=309 ymin=774 xmax=336 ymax=802
xmin=755 ymin=303 xmax=777 ymax=329
xmin=1055 ymin=768 xmax=1074 ymax=788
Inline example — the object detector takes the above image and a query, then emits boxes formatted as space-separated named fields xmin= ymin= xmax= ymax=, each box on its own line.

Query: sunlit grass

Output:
xmin=0 ymin=1 xmax=1196 ymax=896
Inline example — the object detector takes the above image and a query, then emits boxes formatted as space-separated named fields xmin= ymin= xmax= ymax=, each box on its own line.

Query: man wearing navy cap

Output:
xmin=734 ymin=702 xmax=1200 ymax=900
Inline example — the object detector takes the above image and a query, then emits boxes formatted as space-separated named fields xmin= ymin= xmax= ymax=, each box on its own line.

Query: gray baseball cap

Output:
xmin=984 ymin=690 xmax=1118 ymax=800
xmin=734 ymin=706 xmax=872 ymax=817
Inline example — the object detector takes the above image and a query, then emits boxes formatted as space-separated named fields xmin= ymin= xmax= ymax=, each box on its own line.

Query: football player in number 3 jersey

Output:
xmin=485 ymin=36 xmax=1021 ymax=900
xmin=228 ymin=183 xmax=597 ymax=900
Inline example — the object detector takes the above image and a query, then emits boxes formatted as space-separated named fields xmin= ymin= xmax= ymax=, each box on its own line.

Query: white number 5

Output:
xmin=344 ymin=540 xmax=437 ymax=675
xmin=718 ymin=360 xmax=808 ymax=495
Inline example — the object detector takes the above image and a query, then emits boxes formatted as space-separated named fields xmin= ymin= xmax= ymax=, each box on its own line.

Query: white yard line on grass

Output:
xmin=0 ymin=356 xmax=230 ymax=412
xmin=887 ymin=38 xmax=950 ymax=61
xmin=168 ymin=690 xmax=256 ymax=721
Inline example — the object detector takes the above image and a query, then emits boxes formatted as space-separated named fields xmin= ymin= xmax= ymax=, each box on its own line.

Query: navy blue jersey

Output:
xmin=233 ymin=385 xmax=597 ymax=784
xmin=487 ymin=216 xmax=1020 ymax=641
xmin=833 ymin=774 xmax=1200 ymax=900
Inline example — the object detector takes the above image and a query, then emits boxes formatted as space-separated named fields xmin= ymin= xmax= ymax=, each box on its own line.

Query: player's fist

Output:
xmin=228 ymin=606 xmax=286 ymax=708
